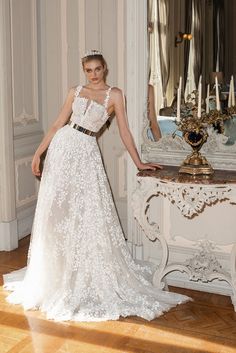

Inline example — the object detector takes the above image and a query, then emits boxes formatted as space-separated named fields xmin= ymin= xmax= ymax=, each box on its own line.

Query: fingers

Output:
xmin=31 ymin=161 xmax=41 ymax=176
xmin=139 ymin=163 xmax=163 ymax=171
xmin=147 ymin=163 xmax=163 ymax=170
xmin=32 ymin=167 xmax=41 ymax=176
xmin=154 ymin=164 xmax=163 ymax=170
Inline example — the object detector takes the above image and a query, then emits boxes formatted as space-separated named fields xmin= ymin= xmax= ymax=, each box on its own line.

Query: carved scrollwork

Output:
xmin=184 ymin=240 xmax=228 ymax=282
xmin=142 ymin=114 xmax=236 ymax=170
xmin=144 ymin=127 xmax=236 ymax=153
xmin=132 ymin=177 xmax=236 ymax=309
xmin=131 ymin=179 xmax=169 ymax=288
xmin=203 ymin=127 xmax=236 ymax=153
xmin=131 ymin=179 xmax=161 ymax=240
xmin=137 ymin=178 xmax=232 ymax=218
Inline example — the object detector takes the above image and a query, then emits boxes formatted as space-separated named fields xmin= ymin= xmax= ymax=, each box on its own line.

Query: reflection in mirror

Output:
xmin=147 ymin=84 xmax=162 ymax=141
xmin=147 ymin=0 xmax=236 ymax=146
xmin=224 ymin=117 xmax=236 ymax=146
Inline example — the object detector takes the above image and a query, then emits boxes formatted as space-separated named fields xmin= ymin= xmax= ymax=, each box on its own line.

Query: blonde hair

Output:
xmin=82 ymin=54 xmax=107 ymax=66
xmin=81 ymin=54 xmax=108 ymax=78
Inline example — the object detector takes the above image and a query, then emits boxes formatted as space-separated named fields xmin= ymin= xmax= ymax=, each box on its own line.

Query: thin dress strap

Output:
xmin=104 ymin=87 xmax=112 ymax=109
xmin=74 ymin=85 xmax=82 ymax=98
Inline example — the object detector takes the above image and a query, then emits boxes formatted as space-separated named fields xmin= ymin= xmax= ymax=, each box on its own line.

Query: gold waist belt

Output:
xmin=68 ymin=121 xmax=96 ymax=136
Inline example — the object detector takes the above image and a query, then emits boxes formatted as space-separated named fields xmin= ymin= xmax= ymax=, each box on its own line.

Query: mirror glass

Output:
xmin=147 ymin=0 xmax=236 ymax=146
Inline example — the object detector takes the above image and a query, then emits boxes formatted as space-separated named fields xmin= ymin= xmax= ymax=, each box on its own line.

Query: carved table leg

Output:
xmin=132 ymin=179 xmax=169 ymax=290
xmin=132 ymin=178 xmax=236 ymax=310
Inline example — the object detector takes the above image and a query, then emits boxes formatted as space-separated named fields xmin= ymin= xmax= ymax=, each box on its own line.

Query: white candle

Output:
xmin=197 ymin=76 xmax=202 ymax=118
xmin=232 ymin=75 xmax=235 ymax=106
xmin=176 ymin=76 xmax=182 ymax=122
xmin=176 ymin=88 xmax=180 ymax=122
xmin=215 ymin=76 xmax=220 ymax=111
xmin=179 ymin=76 xmax=182 ymax=93
xmin=206 ymin=84 xmax=210 ymax=113
xmin=228 ymin=76 xmax=232 ymax=108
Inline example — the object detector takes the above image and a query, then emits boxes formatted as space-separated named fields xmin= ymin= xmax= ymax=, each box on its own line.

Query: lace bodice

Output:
xmin=69 ymin=85 xmax=112 ymax=133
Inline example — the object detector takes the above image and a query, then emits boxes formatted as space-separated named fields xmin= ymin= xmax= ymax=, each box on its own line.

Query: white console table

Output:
xmin=132 ymin=166 xmax=236 ymax=310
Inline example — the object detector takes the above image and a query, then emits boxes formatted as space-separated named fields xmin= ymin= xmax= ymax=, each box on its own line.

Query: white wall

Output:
xmin=0 ymin=0 xmax=44 ymax=250
xmin=0 ymin=0 xmax=129 ymax=250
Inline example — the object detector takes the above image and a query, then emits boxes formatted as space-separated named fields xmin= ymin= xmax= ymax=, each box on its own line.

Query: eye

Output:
xmin=85 ymin=69 xmax=92 ymax=73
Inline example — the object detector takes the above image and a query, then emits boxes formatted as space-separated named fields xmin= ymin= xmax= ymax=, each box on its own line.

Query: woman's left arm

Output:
xmin=112 ymin=88 xmax=162 ymax=171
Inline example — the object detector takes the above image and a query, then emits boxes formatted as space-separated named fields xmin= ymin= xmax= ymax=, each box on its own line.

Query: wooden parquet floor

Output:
xmin=0 ymin=236 xmax=236 ymax=353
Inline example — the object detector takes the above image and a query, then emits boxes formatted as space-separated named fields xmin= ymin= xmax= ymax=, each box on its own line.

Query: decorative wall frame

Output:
xmin=10 ymin=0 xmax=39 ymax=127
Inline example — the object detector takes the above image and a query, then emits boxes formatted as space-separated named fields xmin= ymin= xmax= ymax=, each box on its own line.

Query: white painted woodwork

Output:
xmin=0 ymin=0 xmax=43 ymax=249
xmin=0 ymin=0 xmax=128 ymax=250
xmin=12 ymin=0 xmax=43 ymax=243
xmin=125 ymin=0 xmax=149 ymax=255
xmin=11 ymin=0 xmax=39 ymax=130
xmin=132 ymin=179 xmax=236 ymax=299
xmin=0 ymin=0 xmax=18 ymax=250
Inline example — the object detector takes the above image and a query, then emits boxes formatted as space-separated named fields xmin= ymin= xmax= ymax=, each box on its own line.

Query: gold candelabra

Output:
xmin=174 ymin=90 xmax=235 ymax=176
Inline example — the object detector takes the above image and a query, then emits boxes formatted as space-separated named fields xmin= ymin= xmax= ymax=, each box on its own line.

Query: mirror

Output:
xmin=146 ymin=0 xmax=236 ymax=147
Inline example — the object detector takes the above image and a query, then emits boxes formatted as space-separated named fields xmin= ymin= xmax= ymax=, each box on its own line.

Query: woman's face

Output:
xmin=83 ymin=59 xmax=106 ymax=84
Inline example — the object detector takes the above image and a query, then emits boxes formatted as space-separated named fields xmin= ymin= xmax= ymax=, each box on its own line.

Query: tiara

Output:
xmin=81 ymin=50 xmax=103 ymax=59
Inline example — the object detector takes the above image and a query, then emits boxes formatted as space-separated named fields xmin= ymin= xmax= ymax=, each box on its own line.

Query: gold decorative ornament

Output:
xmin=174 ymin=90 xmax=235 ymax=176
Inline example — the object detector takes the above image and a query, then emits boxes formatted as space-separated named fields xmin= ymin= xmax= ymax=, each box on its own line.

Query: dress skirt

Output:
xmin=4 ymin=124 xmax=190 ymax=322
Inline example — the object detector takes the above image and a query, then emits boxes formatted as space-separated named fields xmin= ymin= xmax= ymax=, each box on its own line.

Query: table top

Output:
xmin=137 ymin=165 xmax=236 ymax=185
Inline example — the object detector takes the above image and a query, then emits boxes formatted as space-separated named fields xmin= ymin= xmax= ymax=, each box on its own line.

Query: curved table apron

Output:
xmin=132 ymin=166 xmax=236 ymax=310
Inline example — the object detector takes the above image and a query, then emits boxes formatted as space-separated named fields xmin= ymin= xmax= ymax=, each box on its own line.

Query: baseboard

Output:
xmin=17 ymin=204 xmax=35 ymax=240
xmin=0 ymin=219 xmax=18 ymax=251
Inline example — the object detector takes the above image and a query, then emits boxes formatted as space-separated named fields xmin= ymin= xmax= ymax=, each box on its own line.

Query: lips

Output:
xmin=91 ymin=78 xmax=98 ymax=81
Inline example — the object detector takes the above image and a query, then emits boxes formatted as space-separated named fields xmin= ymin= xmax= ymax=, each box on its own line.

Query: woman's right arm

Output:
xmin=32 ymin=87 xmax=75 ymax=177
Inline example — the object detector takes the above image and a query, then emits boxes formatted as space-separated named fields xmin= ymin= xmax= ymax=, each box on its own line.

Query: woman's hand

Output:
xmin=31 ymin=153 xmax=41 ymax=177
xmin=137 ymin=162 xmax=163 ymax=171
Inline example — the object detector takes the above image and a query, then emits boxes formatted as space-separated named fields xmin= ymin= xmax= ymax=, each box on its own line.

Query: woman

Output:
xmin=4 ymin=50 xmax=189 ymax=322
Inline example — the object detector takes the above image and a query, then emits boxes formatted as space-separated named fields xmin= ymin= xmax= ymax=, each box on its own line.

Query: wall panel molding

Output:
xmin=15 ymin=156 xmax=39 ymax=208
xmin=126 ymin=0 xmax=148 ymax=252
xmin=78 ymin=0 xmax=86 ymax=84
xmin=0 ymin=0 xmax=16 ymax=222
xmin=0 ymin=0 xmax=18 ymax=249
xmin=60 ymin=0 xmax=68 ymax=99
xmin=10 ymin=0 xmax=39 ymax=128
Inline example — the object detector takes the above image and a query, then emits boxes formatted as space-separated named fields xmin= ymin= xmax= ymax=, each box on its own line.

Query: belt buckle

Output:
xmin=69 ymin=122 xmax=95 ymax=136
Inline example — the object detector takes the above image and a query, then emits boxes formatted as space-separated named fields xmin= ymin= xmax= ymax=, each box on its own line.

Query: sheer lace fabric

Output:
xmin=70 ymin=86 xmax=111 ymax=132
xmin=4 ymin=86 xmax=190 ymax=322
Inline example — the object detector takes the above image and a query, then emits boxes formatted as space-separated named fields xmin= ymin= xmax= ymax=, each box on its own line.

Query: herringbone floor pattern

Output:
xmin=0 ymin=236 xmax=236 ymax=353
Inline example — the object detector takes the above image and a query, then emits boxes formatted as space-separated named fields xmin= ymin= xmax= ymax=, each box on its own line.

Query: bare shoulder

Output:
xmin=69 ymin=86 xmax=77 ymax=95
xmin=110 ymin=87 xmax=124 ymax=102
xmin=66 ymin=86 xmax=77 ymax=101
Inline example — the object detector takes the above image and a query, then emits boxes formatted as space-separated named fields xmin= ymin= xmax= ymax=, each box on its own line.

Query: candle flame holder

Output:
xmin=174 ymin=91 xmax=234 ymax=176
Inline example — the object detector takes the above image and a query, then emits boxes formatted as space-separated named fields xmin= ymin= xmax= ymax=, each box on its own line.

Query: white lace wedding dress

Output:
xmin=4 ymin=85 xmax=190 ymax=322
